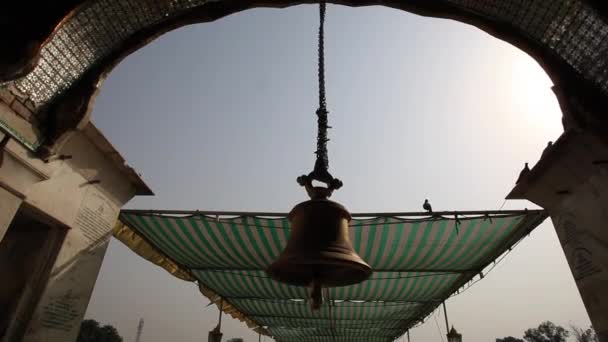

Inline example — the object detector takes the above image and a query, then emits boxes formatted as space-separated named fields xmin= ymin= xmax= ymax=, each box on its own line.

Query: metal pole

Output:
xmin=121 ymin=208 xmax=541 ymax=218
xmin=208 ymin=299 xmax=224 ymax=342
xmin=442 ymin=301 xmax=450 ymax=334
xmin=218 ymin=299 xmax=223 ymax=330
xmin=407 ymin=330 xmax=410 ymax=342
xmin=258 ymin=332 xmax=261 ymax=342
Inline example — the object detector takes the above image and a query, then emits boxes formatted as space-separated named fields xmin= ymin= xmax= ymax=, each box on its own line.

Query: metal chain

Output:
xmin=314 ymin=0 xmax=329 ymax=173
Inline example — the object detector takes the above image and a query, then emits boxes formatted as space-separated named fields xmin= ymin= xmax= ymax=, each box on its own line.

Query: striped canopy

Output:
xmin=116 ymin=209 xmax=546 ymax=341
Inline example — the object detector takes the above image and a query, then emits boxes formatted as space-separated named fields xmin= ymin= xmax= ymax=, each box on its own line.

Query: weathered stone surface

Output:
xmin=509 ymin=131 xmax=608 ymax=342
xmin=11 ymin=99 xmax=33 ymax=121
xmin=0 ymin=186 xmax=22 ymax=242
xmin=0 ymin=89 xmax=15 ymax=105
xmin=24 ymin=99 xmax=35 ymax=112
xmin=23 ymin=236 xmax=112 ymax=342
xmin=550 ymin=170 xmax=608 ymax=342
xmin=0 ymin=122 xmax=148 ymax=342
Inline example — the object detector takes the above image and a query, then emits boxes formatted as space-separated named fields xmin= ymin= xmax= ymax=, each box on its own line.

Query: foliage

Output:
xmin=497 ymin=337 xmax=524 ymax=342
xmin=571 ymin=325 xmax=599 ymax=342
xmin=77 ymin=319 xmax=123 ymax=342
xmin=523 ymin=321 xmax=569 ymax=342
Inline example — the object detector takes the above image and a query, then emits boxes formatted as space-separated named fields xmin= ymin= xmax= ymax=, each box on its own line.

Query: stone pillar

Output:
xmin=549 ymin=173 xmax=608 ymax=342
xmin=0 ymin=112 xmax=150 ymax=342
xmin=20 ymin=187 xmax=120 ymax=342
xmin=507 ymin=130 xmax=608 ymax=342
xmin=1 ymin=221 xmax=67 ymax=342
xmin=19 ymin=237 xmax=111 ymax=342
xmin=0 ymin=185 xmax=23 ymax=242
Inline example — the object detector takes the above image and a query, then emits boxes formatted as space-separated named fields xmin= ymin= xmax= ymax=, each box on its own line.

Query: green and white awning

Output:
xmin=116 ymin=209 xmax=546 ymax=341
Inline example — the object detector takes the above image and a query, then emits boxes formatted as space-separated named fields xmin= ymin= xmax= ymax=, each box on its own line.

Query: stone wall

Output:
xmin=0 ymin=114 xmax=148 ymax=342
xmin=508 ymin=130 xmax=608 ymax=342
xmin=550 ymin=170 xmax=608 ymax=342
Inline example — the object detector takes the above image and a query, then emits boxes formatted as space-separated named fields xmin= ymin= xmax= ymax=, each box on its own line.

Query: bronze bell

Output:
xmin=266 ymin=198 xmax=372 ymax=289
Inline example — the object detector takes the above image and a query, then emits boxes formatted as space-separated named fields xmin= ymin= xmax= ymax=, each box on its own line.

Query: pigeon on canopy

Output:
xmin=423 ymin=199 xmax=432 ymax=213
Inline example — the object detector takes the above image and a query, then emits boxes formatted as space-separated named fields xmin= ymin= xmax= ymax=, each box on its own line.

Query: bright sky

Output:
xmin=85 ymin=5 xmax=591 ymax=342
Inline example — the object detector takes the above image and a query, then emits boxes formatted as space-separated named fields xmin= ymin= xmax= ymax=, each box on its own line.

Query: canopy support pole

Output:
xmin=443 ymin=301 xmax=450 ymax=333
xmin=208 ymin=299 xmax=224 ymax=342
xmin=218 ymin=299 xmax=223 ymax=330
xmin=121 ymin=208 xmax=540 ymax=218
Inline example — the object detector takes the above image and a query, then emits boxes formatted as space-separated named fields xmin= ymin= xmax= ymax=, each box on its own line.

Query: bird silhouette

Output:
xmin=423 ymin=199 xmax=432 ymax=213
xmin=516 ymin=162 xmax=530 ymax=184
xmin=541 ymin=141 xmax=553 ymax=158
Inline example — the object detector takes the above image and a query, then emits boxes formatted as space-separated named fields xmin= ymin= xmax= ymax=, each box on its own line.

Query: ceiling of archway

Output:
xmin=0 ymin=0 xmax=607 ymax=151
xmin=1 ymin=0 xmax=607 ymax=109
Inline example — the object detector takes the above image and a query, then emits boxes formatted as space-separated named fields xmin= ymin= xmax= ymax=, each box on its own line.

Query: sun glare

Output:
xmin=509 ymin=52 xmax=561 ymax=129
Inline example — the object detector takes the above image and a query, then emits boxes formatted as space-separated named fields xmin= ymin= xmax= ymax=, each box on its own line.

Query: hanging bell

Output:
xmin=266 ymin=198 xmax=372 ymax=288
xmin=269 ymin=0 xmax=373 ymax=304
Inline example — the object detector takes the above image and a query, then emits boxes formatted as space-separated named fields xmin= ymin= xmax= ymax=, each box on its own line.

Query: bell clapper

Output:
xmin=310 ymin=278 xmax=323 ymax=310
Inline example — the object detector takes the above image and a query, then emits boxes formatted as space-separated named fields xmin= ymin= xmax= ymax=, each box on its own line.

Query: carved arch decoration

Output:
xmin=0 ymin=0 xmax=607 ymax=155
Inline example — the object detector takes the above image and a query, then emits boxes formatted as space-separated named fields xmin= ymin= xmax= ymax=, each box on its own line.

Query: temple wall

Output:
xmin=0 ymin=111 xmax=149 ymax=342
xmin=549 ymin=170 xmax=608 ymax=342
xmin=508 ymin=130 xmax=608 ymax=342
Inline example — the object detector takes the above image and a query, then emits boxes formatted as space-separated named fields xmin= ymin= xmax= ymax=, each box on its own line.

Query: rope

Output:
xmin=314 ymin=0 xmax=330 ymax=174
xmin=318 ymin=0 xmax=327 ymax=111
xmin=449 ymin=233 xmax=529 ymax=298
xmin=433 ymin=308 xmax=446 ymax=342
xmin=498 ymin=199 xmax=507 ymax=210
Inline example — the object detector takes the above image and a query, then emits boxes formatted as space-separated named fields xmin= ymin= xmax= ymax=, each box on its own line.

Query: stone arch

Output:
xmin=1 ymin=1 xmax=607 ymax=155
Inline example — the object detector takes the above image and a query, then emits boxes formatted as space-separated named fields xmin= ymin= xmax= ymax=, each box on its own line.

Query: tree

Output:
xmin=571 ymin=325 xmax=599 ymax=342
xmin=77 ymin=319 xmax=123 ymax=342
xmin=497 ymin=337 xmax=524 ymax=342
xmin=523 ymin=321 xmax=569 ymax=342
